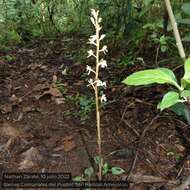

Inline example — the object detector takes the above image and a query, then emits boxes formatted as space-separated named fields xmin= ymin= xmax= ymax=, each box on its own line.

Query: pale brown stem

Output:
xmin=95 ymin=19 xmax=102 ymax=180
xmin=164 ymin=0 xmax=186 ymax=59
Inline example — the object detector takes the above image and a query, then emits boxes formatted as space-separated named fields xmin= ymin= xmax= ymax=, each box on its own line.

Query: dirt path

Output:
xmin=0 ymin=37 xmax=190 ymax=189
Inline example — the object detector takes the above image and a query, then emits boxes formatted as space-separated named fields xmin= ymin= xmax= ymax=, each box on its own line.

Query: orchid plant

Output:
xmin=86 ymin=9 xmax=108 ymax=180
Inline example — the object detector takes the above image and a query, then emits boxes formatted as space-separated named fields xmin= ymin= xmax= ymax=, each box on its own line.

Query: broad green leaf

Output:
xmin=123 ymin=68 xmax=178 ymax=88
xmin=181 ymin=90 xmax=190 ymax=97
xmin=182 ymin=3 xmax=190 ymax=16
xmin=183 ymin=58 xmax=190 ymax=80
xmin=158 ymin=91 xmax=180 ymax=111
xmin=171 ymin=103 xmax=190 ymax=125
xmin=181 ymin=78 xmax=190 ymax=89
xmin=111 ymin=167 xmax=125 ymax=175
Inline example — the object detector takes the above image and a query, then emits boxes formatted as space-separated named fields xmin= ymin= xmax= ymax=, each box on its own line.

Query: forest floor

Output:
xmin=0 ymin=36 xmax=190 ymax=190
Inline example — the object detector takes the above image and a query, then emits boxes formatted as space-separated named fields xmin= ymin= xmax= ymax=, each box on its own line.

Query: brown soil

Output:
xmin=0 ymin=36 xmax=190 ymax=190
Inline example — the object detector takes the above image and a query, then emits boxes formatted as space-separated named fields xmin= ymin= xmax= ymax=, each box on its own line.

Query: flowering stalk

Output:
xmin=86 ymin=9 xmax=108 ymax=180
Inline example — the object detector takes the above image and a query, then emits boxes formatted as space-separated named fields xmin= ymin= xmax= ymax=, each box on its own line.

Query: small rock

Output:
xmin=9 ymin=94 xmax=18 ymax=102
xmin=22 ymin=147 xmax=43 ymax=163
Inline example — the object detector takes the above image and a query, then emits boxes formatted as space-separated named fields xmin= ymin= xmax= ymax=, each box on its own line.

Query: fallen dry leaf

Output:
xmin=54 ymin=141 xmax=76 ymax=152
xmin=1 ymin=123 xmax=32 ymax=139
xmin=63 ymin=135 xmax=74 ymax=142
xmin=35 ymin=86 xmax=62 ymax=100
xmin=0 ymin=104 xmax=12 ymax=113
xmin=14 ymin=112 xmax=24 ymax=122
xmin=19 ymin=147 xmax=44 ymax=170
xmin=22 ymin=147 xmax=43 ymax=162
xmin=28 ymin=63 xmax=47 ymax=71
xmin=32 ymin=83 xmax=50 ymax=92
xmin=4 ymin=137 xmax=20 ymax=150
xmin=175 ymin=144 xmax=185 ymax=152
xmin=19 ymin=159 xmax=35 ymax=170
xmin=46 ymin=87 xmax=62 ymax=97
xmin=22 ymin=106 xmax=34 ymax=113
xmin=1 ymin=123 xmax=22 ymax=138
xmin=54 ymin=135 xmax=76 ymax=152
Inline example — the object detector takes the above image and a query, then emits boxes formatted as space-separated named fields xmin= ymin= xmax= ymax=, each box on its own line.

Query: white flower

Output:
xmin=96 ymin=80 xmax=106 ymax=88
xmin=88 ymin=35 xmax=97 ymax=45
xmin=98 ymin=26 xmax=102 ymax=32
xmin=90 ymin=17 xmax=95 ymax=26
xmin=91 ymin=9 xmax=99 ymax=19
xmin=86 ymin=65 xmax=92 ymax=75
xmin=86 ymin=65 xmax=95 ymax=75
xmin=99 ymin=59 xmax=107 ymax=68
xmin=98 ymin=17 xmax=102 ymax=23
xmin=87 ymin=49 xmax=95 ymax=58
xmin=87 ymin=78 xmax=94 ymax=86
xmin=99 ymin=34 xmax=106 ymax=41
xmin=100 ymin=45 xmax=108 ymax=54
xmin=101 ymin=94 xmax=107 ymax=103
xmin=102 ymin=81 xmax=106 ymax=88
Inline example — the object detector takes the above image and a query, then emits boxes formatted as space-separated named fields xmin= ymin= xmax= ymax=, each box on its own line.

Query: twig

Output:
xmin=172 ymin=64 xmax=183 ymax=72
xmin=176 ymin=163 xmax=184 ymax=179
xmin=134 ymin=98 xmax=154 ymax=107
xmin=117 ymin=103 xmax=134 ymax=126
xmin=145 ymin=157 xmax=167 ymax=179
xmin=155 ymin=45 xmax=160 ymax=67
xmin=123 ymin=120 xmax=140 ymax=137
xmin=140 ymin=114 xmax=161 ymax=141
xmin=127 ymin=174 xmax=179 ymax=185
xmin=127 ymin=114 xmax=161 ymax=179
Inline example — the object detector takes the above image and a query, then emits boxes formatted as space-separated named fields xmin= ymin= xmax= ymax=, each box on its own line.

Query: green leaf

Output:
xmin=182 ymin=3 xmax=190 ymax=16
xmin=181 ymin=90 xmax=190 ymax=97
xmin=84 ymin=167 xmax=94 ymax=178
xmin=139 ymin=0 xmax=154 ymax=18
xmin=111 ymin=167 xmax=125 ymax=176
xmin=123 ymin=68 xmax=179 ymax=88
xmin=94 ymin=156 xmax=102 ymax=165
xmin=73 ymin=176 xmax=85 ymax=181
xmin=183 ymin=58 xmax=190 ymax=80
xmin=102 ymin=163 xmax=109 ymax=175
xmin=158 ymin=91 xmax=180 ymax=111
xmin=171 ymin=103 xmax=190 ymax=125
xmin=161 ymin=45 xmax=167 ymax=53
